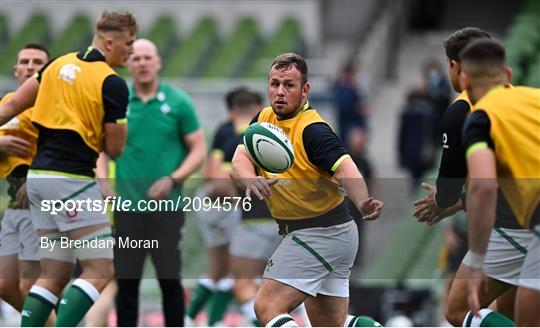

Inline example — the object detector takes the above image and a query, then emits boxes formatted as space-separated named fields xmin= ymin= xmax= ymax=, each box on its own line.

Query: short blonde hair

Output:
xmin=96 ymin=11 xmax=139 ymax=35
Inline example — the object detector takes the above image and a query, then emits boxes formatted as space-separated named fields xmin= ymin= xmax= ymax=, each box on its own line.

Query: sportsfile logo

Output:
xmin=40 ymin=196 xmax=253 ymax=214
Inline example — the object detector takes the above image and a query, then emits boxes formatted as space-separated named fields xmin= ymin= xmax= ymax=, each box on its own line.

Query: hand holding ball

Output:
xmin=243 ymin=122 xmax=294 ymax=173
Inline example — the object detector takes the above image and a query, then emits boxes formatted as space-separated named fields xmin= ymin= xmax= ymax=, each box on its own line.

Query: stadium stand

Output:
xmin=505 ymin=0 xmax=540 ymax=85
xmin=144 ymin=15 xmax=178 ymax=61
xmin=161 ymin=17 xmax=218 ymax=77
xmin=0 ymin=14 xmax=8 ymax=45
xmin=49 ymin=14 xmax=92 ymax=57
xmin=202 ymin=17 xmax=259 ymax=78
xmin=246 ymin=17 xmax=303 ymax=78
xmin=0 ymin=13 xmax=50 ymax=75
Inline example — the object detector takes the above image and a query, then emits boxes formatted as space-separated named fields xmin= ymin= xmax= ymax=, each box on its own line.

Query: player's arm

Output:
xmin=435 ymin=100 xmax=470 ymax=208
xmin=0 ymin=77 xmax=39 ymax=126
xmin=204 ymin=127 xmax=230 ymax=180
xmin=102 ymin=75 xmax=129 ymax=159
xmin=230 ymin=145 xmax=276 ymax=200
xmin=304 ymin=122 xmax=383 ymax=219
xmin=463 ymin=110 xmax=497 ymax=314
xmin=463 ymin=110 xmax=496 ymax=258
xmin=414 ymin=100 xmax=469 ymax=224
xmin=96 ymin=152 xmax=115 ymax=198
xmin=170 ymin=128 xmax=206 ymax=183
xmin=334 ymin=157 xmax=383 ymax=220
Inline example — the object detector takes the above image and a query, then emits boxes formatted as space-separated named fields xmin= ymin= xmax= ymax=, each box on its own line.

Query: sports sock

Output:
xmin=266 ymin=314 xmax=298 ymax=327
xmin=241 ymin=299 xmax=260 ymax=326
xmin=20 ymin=285 xmax=58 ymax=327
xmin=187 ymin=277 xmax=216 ymax=319
xmin=207 ymin=278 xmax=234 ymax=326
xmin=462 ymin=309 xmax=515 ymax=327
xmin=55 ymin=279 xmax=100 ymax=327
xmin=345 ymin=314 xmax=383 ymax=327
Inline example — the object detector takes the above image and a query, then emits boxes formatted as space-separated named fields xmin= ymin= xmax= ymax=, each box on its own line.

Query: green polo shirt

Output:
xmin=115 ymin=82 xmax=200 ymax=209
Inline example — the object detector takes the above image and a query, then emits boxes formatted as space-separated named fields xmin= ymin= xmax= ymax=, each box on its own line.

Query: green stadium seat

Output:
xmin=145 ymin=15 xmax=178 ymax=59
xmin=202 ymin=17 xmax=260 ymax=78
xmin=505 ymin=0 xmax=540 ymax=84
xmin=162 ymin=17 xmax=218 ymax=77
xmin=246 ymin=17 xmax=303 ymax=78
xmin=0 ymin=13 xmax=9 ymax=45
xmin=1 ymin=13 xmax=51 ymax=75
xmin=49 ymin=14 xmax=92 ymax=57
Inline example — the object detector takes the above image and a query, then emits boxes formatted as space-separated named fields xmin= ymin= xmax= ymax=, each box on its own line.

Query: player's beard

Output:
xmin=272 ymin=96 xmax=303 ymax=119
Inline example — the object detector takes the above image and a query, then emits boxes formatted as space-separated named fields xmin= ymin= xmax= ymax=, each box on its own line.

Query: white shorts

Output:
xmin=263 ymin=220 xmax=358 ymax=297
xmin=518 ymin=226 xmax=540 ymax=291
xmin=0 ymin=209 xmax=40 ymax=261
xmin=463 ymin=228 xmax=532 ymax=285
xmin=26 ymin=172 xmax=109 ymax=232
xmin=194 ymin=187 xmax=241 ymax=248
xmin=229 ymin=220 xmax=281 ymax=260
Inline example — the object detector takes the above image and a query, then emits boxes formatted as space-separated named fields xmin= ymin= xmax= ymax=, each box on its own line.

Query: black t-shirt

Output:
xmin=250 ymin=110 xmax=348 ymax=175
xmin=31 ymin=48 xmax=128 ymax=177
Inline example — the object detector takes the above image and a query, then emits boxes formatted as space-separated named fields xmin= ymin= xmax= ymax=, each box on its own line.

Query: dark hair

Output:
xmin=225 ymin=87 xmax=249 ymax=110
xmin=444 ymin=27 xmax=492 ymax=62
xmin=269 ymin=52 xmax=308 ymax=85
xmin=19 ymin=43 xmax=50 ymax=61
xmin=460 ymin=39 xmax=506 ymax=66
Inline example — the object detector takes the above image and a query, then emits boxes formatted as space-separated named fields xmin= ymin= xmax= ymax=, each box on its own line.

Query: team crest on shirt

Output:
xmin=58 ymin=64 xmax=82 ymax=85
xmin=160 ymin=103 xmax=171 ymax=115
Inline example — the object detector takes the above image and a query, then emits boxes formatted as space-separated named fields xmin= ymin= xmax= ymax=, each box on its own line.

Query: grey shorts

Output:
xmin=263 ymin=220 xmax=358 ymax=297
xmin=27 ymin=172 xmax=109 ymax=232
xmin=518 ymin=226 xmax=540 ymax=291
xmin=194 ymin=187 xmax=241 ymax=248
xmin=463 ymin=228 xmax=533 ymax=285
xmin=229 ymin=220 xmax=281 ymax=260
xmin=0 ymin=209 xmax=40 ymax=261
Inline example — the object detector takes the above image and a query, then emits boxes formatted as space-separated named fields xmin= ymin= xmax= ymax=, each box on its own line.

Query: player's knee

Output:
xmin=445 ymin=303 xmax=466 ymax=326
xmin=84 ymin=259 xmax=115 ymax=282
xmin=19 ymin=279 xmax=34 ymax=296
xmin=0 ymin=280 xmax=19 ymax=299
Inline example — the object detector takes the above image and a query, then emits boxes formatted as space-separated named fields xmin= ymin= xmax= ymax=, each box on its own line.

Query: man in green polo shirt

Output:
xmin=114 ymin=38 xmax=206 ymax=327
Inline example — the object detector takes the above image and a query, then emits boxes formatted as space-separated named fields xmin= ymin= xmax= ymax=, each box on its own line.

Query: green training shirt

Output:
xmin=115 ymin=82 xmax=200 ymax=209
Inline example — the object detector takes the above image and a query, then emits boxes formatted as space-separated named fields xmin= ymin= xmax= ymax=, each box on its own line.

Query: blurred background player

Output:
xmin=461 ymin=38 xmax=540 ymax=327
xmin=414 ymin=28 xmax=531 ymax=327
xmin=226 ymin=89 xmax=283 ymax=327
xmin=111 ymin=38 xmax=205 ymax=327
xmin=231 ymin=53 xmax=383 ymax=327
xmin=186 ymin=88 xmax=246 ymax=326
xmin=333 ymin=62 xmax=369 ymax=142
xmin=0 ymin=43 xmax=49 ymax=315
xmin=0 ymin=11 xmax=137 ymax=327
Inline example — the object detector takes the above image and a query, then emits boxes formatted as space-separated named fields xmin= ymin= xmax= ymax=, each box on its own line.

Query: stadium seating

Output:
xmin=246 ymin=17 xmax=303 ymax=78
xmin=144 ymin=15 xmax=178 ymax=60
xmin=0 ymin=12 xmax=305 ymax=79
xmin=49 ymin=14 xmax=92 ymax=57
xmin=202 ymin=17 xmax=260 ymax=78
xmin=505 ymin=0 xmax=540 ymax=85
xmin=1 ymin=13 xmax=50 ymax=75
xmin=162 ymin=17 xmax=218 ymax=77
xmin=0 ymin=13 xmax=8 ymax=45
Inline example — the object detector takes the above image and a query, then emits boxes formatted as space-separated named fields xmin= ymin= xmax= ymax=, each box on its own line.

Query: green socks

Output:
xmin=345 ymin=315 xmax=383 ymax=327
xmin=55 ymin=279 xmax=100 ymax=327
xmin=21 ymin=286 xmax=58 ymax=327
xmin=207 ymin=280 xmax=233 ymax=326
xmin=463 ymin=309 xmax=515 ymax=327
xmin=187 ymin=279 xmax=215 ymax=319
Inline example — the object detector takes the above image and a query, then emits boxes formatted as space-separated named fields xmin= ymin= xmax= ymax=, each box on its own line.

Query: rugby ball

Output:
xmin=243 ymin=122 xmax=295 ymax=173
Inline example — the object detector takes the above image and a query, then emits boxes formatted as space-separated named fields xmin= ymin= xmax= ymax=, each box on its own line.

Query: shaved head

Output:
xmin=128 ymin=38 xmax=162 ymax=85
xmin=133 ymin=38 xmax=159 ymax=58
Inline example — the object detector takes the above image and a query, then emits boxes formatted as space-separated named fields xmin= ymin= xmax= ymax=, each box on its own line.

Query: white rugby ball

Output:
xmin=243 ymin=122 xmax=295 ymax=173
